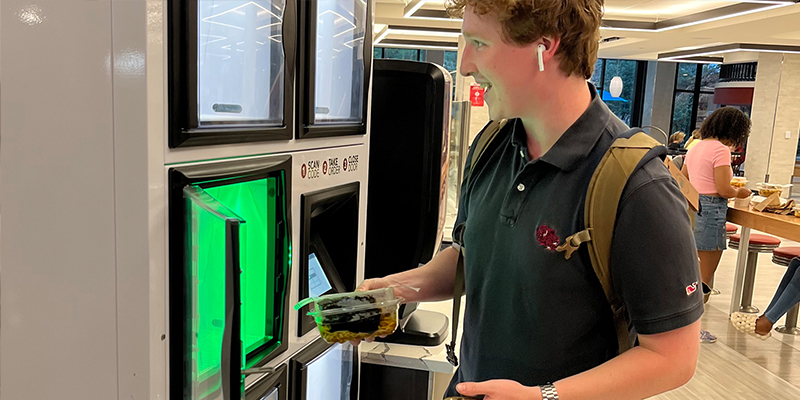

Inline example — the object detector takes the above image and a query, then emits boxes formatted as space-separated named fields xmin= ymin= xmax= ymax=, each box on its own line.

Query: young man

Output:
xmin=358 ymin=1 xmax=703 ymax=399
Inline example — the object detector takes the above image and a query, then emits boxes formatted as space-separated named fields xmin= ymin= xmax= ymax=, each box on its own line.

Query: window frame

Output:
xmin=168 ymin=0 xmax=298 ymax=148
xmin=669 ymin=63 xmax=719 ymax=136
xmin=592 ymin=59 xmax=647 ymax=127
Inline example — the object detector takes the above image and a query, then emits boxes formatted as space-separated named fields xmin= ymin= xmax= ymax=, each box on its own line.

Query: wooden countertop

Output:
xmin=727 ymin=204 xmax=800 ymax=242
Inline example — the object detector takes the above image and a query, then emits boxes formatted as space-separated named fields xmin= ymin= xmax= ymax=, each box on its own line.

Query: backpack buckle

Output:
xmin=453 ymin=223 xmax=467 ymax=247
xmin=446 ymin=343 xmax=459 ymax=367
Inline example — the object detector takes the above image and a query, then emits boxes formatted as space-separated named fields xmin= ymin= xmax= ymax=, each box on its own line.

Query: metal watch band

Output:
xmin=540 ymin=383 xmax=559 ymax=400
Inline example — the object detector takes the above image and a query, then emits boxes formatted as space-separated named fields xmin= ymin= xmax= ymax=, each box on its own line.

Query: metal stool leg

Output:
xmin=776 ymin=304 xmax=800 ymax=335
xmin=710 ymin=276 xmax=720 ymax=295
xmin=739 ymin=250 xmax=760 ymax=313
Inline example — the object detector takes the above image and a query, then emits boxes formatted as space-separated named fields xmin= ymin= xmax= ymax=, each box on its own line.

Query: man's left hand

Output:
xmin=456 ymin=380 xmax=543 ymax=400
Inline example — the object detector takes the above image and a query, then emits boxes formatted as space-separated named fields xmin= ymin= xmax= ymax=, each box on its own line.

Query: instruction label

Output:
xmin=304 ymin=160 xmax=321 ymax=180
xmin=343 ymin=155 xmax=359 ymax=172
xmin=327 ymin=157 xmax=341 ymax=176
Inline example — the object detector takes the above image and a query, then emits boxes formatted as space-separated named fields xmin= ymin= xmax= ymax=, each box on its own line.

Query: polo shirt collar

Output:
xmin=511 ymin=83 xmax=612 ymax=171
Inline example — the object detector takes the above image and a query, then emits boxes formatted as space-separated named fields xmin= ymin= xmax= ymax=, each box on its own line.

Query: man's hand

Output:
xmin=347 ymin=278 xmax=396 ymax=347
xmin=456 ymin=380 xmax=542 ymax=400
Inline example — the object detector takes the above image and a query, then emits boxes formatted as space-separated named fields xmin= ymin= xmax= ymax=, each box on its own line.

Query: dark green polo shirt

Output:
xmin=445 ymin=86 xmax=703 ymax=396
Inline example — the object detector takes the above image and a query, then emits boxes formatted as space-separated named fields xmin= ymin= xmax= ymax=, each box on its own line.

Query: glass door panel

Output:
xmin=184 ymin=186 xmax=245 ymax=400
xmin=203 ymin=177 xmax=282 ymax=362
xmin=170 ymin=156 xmax=292 ymax=399
xmin=198 ymin=0 xmax=286 ymax=126
xmin=305 ymin=343 xmax=354 ymax=400
xmin=313 ymin=0 xmax=367 ymax=124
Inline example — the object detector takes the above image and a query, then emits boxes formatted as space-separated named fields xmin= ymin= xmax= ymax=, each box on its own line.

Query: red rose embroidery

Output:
xmin=536 ymin=225 xmax=560 ymax=251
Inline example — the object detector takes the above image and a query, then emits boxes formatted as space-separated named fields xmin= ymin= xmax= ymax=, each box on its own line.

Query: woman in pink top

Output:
xmin=683 ymin=107 xmax=751 ymax=343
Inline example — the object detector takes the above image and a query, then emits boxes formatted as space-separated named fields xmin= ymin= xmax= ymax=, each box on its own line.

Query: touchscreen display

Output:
xmin=308 ymin=253 xmax=333 ymax=298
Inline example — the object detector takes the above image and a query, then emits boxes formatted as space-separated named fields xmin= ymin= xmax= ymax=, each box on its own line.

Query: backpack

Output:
xmin=446 ymin=119 xmax=666 ymax=367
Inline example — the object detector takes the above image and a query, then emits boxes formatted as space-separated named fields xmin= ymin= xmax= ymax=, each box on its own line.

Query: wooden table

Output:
xmin=726 ymin=204 xmax=800 ymax=314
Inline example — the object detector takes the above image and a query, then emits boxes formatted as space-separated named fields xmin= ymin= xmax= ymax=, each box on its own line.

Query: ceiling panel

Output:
xmin=373 ymin=0 xmax=800 ymax=61
xmin=604 ymin=0 xmax=735 ymax=22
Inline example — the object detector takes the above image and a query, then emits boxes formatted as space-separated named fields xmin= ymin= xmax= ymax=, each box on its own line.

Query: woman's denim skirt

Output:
xmin=694 ymin=195 xmax=728 ymax=251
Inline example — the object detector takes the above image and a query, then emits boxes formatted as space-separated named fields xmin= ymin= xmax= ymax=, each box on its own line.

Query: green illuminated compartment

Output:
xmin=203 ymin=179 xmax=280 ymax=357
xmin=175 ymin=161 xmax=291 ymax=400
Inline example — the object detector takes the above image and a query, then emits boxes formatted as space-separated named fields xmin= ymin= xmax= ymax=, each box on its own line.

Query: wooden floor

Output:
xmin=652 ymin=229 xmax=800 ymax=399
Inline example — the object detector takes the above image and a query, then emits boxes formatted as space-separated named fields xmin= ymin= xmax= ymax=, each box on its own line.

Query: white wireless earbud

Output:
xmin=537 ymin=44 xmax=545 ymax=72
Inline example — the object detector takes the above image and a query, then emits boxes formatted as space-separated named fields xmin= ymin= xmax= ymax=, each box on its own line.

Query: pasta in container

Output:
xmin=295 ymin=287 xmax=403 ymax=343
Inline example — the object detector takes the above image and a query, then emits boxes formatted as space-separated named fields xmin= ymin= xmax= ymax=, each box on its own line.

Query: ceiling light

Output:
xmin=387 ymin=29 xmax=461 ymax=38
xmin=373 ymin=25 xmax=390 ymax=45
xmin=601 ymin=1 xmax=793 ymax=32
xmin=658 ymin=43 xmax=800 ymax=63
xmin=380 ymin=43 xmax=457 ymax=51
xmin=404 ymin=0 xmax=427 ymax=18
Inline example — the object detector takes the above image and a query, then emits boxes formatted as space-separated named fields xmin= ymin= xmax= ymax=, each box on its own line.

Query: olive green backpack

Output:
xmin=446 ymin=120 xmax=666 ymax=367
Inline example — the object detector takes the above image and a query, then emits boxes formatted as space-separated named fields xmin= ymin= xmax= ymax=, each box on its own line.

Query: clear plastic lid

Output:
xmin=757 ymin=183 xmax=792 ymax=190
xmin=294 ymin=287 xmax=402 ymax=317
xmin=308 ymin=297 xmax=403 ymax=318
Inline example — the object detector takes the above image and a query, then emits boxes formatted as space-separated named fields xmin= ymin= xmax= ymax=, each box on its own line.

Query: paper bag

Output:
xmin=665 ymin=157 xmax=700 ymax=212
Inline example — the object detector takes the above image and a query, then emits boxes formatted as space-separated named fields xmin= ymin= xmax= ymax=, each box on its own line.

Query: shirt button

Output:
xmin=517 ymin=183 xmax=525 ymax=192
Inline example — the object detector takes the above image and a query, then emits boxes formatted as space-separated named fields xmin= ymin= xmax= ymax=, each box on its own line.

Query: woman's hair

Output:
xmin=445 ymin=0 xmax=603 ymax=79
xmin=691 ymin=129 xmax=701 ymax=140
xmin=699 ymin=107 xmax=751 ymax=147
xmin=669 ymin=131 xmax=686 ymax=144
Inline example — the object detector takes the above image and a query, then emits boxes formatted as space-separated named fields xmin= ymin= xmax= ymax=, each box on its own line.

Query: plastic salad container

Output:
xmin=757 ymin=183 xmax=791 ymax=197
xmin=294 ymin=287 xmax=403 ymax=344
xmin=731 ymin=177 xmax=747 ymax=188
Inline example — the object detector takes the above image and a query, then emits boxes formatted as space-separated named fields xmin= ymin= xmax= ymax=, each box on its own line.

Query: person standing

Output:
xmin=683 ymin=107 xmax=752 ymax=343
xmin=358 ymin=1 xmax=703 ymax=399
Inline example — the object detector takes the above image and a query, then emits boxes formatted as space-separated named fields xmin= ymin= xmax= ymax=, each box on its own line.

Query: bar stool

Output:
xmin=726 ymin=223 xmax=738 ymax=237
xmin=729 ymin=233 xmax=781 ymax=313
xmin=771 ymin=247 xmax=800 ymax=335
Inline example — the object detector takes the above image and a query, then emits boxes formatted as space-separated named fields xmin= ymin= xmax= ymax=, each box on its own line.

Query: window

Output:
xmin=374 ymin=47 xmax=460 ymax=100
xmin=670 ymin=63 xmax=720 ymax=140
xmin=443 ymin=51 xmax=458 ymax=72
xmin=383 ymin=48 xmax=420 ymax=60
xmin=313 ymin=0 xmax=367 ymax=125
xmin=590 ymin=59 xmax=646 ymax=127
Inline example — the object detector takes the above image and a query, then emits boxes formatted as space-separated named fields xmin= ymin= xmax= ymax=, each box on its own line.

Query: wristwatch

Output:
xmin=540 ymin=383 xmax=560 ymax=400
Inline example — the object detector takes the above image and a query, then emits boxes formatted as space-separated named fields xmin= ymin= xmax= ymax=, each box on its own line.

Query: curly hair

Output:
xmin=699 ymin=107 xmax=751 ymax=147
xmin=445 ymin=0 xmax=604 ymax=79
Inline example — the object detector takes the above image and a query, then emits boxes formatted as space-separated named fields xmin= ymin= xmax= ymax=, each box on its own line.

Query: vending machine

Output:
xmin=0 ymin=0 xmax=373 ymax=399
xmin=166 ymin=0 xmax=373 ymax=398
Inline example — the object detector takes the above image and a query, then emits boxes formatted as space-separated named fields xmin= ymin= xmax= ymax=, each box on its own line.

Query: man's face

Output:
xmin=460 ymin=6 xmax=540 ymax=120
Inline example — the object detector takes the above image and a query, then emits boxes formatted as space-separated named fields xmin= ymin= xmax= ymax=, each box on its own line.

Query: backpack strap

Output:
xmin=469 ymin=119 xmax=509 ymax=175
xmin=557 ymin=129 xmax=664 ymax=354
xmin=446 ymin=119 xmax=507 ymax=367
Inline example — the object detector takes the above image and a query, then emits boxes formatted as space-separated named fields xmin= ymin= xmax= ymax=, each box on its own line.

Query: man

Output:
xmin=358 ymin=1 xmax=702 ymax=399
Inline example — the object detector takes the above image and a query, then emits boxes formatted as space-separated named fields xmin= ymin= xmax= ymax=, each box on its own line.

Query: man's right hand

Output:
xmin=348 ymin=277 xmax=400 ymax=347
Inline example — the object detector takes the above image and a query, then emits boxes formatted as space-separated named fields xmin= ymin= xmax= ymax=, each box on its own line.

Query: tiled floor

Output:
xmin=652 ymin=229 xmax=800 ymax=399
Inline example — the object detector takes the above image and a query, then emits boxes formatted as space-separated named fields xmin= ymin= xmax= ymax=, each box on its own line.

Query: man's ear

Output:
xmin=536 ymin=37 xmax=560 ymax=64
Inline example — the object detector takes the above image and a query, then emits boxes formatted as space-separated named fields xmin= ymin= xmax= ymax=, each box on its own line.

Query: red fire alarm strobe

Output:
xmin=470 ymin=84 xmax=485 ymax=107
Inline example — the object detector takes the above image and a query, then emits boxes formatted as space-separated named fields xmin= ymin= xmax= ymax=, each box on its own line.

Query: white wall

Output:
xmin=1 ymin=1 xmax=119 ymax=398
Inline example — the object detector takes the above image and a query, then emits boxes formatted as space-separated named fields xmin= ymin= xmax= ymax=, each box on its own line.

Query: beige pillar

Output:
xmin=745 ymin=53 xmax=800 ymax=188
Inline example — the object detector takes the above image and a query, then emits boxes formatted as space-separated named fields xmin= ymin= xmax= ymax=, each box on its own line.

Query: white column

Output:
xmin=745 ymin=53 xmax=800 ymax=187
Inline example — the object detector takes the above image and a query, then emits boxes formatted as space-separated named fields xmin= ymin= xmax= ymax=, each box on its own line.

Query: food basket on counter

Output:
xmin=294 ymin=287 xmax=403 ymax=344
xmin=731 ymin=177 xmax=747 ymax=188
